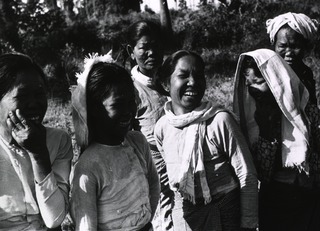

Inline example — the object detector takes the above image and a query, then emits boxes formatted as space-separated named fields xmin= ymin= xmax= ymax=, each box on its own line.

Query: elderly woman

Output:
xmin=0 ymin=53 xmax=73 ymax=230
xmin=233 ymin=48 xmax=320 ymax=231
xmin=266 ymin=12 xmax=319 ymax=105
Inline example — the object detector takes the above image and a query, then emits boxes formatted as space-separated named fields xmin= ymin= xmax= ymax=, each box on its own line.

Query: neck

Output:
xmin=138 ymin=67 xmax=155 ymax=79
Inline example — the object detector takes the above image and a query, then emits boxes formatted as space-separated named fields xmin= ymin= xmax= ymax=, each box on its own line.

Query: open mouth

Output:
xmin=119 ymin=119 xmax=131 ymax=128
xmin=284 ymin=58 xmax=294 ymax=64
xmin=184 ymin=91 xmax=199 ymax=97
xmin=26 ymin=115 xmax=41 ymax=123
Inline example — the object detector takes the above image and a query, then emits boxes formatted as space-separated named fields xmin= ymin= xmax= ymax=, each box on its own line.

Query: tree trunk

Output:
xmin=44 ymin=0 xmax=58 ymax=10
xmin=64 ymin=0 xmax=75 ymax=24
xmin=159 ymin=0 xmax=174 ymax=49
xmin=0 ymin=0 xmax=22 ymax=51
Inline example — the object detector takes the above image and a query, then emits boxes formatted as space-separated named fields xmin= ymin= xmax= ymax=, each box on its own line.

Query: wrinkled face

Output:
xmin=92 ymin=84 xmax=137 ymax=142
xmin=130 ymin=35 xmax=164 ymax=77
xmin=0 ymin=69 xmax=47 ymax=139
xmin=167 ymin=55 xmax=206 ymax=115
xmin=274 ymin=27 xmax=305 ymax=66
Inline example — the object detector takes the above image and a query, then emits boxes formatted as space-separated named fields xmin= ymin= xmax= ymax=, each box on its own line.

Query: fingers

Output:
xmin=16 ymin=109 xmax=28 ymax=126
xmin=7 ymin=110 xmax=29 ymax=132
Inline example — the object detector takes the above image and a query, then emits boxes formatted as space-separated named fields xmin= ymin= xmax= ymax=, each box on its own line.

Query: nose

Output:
xmin=146 ymin=48 xmax=154 ymax=56
xmin=285 ymin=47 xmax=294 ymax=55
xmin=187 ymin=75 xmax=196 ymax=86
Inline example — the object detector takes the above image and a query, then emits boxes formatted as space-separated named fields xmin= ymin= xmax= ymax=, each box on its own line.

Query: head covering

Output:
xmin=266 ymin=12 xmax=319 ymax=44
xmin=233 ymin=48 xmax=310 ymax=173
xmin=71 ymin=51 xmax=115 ymax=152
xmin=164 ymin=100 xmax=224 ymax=204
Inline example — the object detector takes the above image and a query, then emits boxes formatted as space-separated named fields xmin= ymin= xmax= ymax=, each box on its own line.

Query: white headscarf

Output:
xmin=266 ymin=12 xmax=319 ymax=44
xmin=233 ymin=49 xmax=310 ymax=173
xmin=71 ymin=51 xmax=116 ymax=152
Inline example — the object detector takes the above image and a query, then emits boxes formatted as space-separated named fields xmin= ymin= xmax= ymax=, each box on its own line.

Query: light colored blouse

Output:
xmin=0 ymin=127 xmax=73 ymax=230
xmin=70 ymin=131 xmax=160 ymax=231
xmin=154 ymin=110 xmax=258 ymax=228
xmin=131 ymin=65 xmax=167 ymax=145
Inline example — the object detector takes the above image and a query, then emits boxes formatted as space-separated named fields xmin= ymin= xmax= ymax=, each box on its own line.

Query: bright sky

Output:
xmin=141 ymin=0 xmax=200 ymax=12
xmin=21 ymin=0 xmax=200 ymax=13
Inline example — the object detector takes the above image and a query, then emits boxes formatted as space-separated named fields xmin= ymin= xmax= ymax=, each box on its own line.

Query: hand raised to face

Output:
xmin=7 ymin=109 xmax=47 ymax=155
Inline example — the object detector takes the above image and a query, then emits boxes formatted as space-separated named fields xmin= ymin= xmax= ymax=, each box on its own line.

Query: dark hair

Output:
xmin=126 ymin=20 xmax=163 ymax=47
xmin=0 ymin=53 xmax=47 ymax=100
xmin=154 ymin=50 xmax=205 ymax=96
xmin=86 ymin=62 xmax=134 ymax=103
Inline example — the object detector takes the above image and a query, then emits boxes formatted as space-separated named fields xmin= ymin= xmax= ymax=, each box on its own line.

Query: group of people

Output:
xmin=0 ymin=11 xmax=319 ymax=231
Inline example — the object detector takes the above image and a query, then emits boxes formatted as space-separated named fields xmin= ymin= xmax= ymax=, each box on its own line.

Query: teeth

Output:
xmin=29 ymin=116 xmax=40 ymax=121
xmin=185 ymin=92 xmax=198 ymax=96
xmin=119 ymin=121 xmax=131 ymax=127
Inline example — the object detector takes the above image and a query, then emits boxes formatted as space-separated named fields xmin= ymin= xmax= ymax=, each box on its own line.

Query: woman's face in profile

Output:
xmin=0 ymin=69 xmax=48 ymax=135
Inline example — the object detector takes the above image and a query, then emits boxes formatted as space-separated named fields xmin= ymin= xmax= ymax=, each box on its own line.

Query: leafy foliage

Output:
xmin=0 ymin=0 xmax=320 ymax=100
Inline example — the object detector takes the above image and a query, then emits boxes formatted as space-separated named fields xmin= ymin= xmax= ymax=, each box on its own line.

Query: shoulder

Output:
xmin=126 ymin=130 xmax=148 ymax=143
xmin=207 ymin=110 xmax=236 ymax=127
xmin=126 ymin=131 xmax=149 ymax=149
xmin=154 ymin=115 xmax=168 ymax=134
xmin=45 ymin=127 xmax=72 ymax=159
xmin=75 ymin=144 xmax=102 ymax=171
xmin=125 ymin=131 xmax=150 ymax=160
xmin=46 ymin=127 xmax=71 ymax=142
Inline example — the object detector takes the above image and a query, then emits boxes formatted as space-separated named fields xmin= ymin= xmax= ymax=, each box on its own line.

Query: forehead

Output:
xmin=135 ymin=35 xmax=158 ymax=45
xmin=105 ymin=84 xmax=134 ymax=100
xmin=14 ymin=69 xmax=45 ymax=88
xmin=276 ymin=27 xmax=303 ymax=42
xmin=175 ymin=55 xmax=202 ymax=69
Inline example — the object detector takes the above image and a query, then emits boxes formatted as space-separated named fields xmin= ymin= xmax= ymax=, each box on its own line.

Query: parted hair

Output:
xmin=126 ymin=20 xmax=163 ymax=47
xmin=0 ymin=53 xmax=46 ymax=100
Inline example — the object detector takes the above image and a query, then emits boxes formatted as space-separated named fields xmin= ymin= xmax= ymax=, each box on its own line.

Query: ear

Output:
xmin=126 ymin=45 xmax=135 ymax=60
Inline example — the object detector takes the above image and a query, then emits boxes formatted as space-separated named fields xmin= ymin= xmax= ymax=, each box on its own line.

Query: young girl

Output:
xmin=154 ymin=50 xmax=258 ymax=231
xmin=266 ymin=12 xmax=319 ymax=104
xmin=0 ymin=53 xmax=73 ymax=230
xmin=126 ymin=20 xmax=173 ymax=230
xmin=70 ymin=54 xmax=160 ymax=231
xmin=233 ymin=48 xmax=320 ymax=231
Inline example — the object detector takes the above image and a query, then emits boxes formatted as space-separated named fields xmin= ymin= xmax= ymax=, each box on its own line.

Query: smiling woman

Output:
xmin=0 ymin=53 xmax=73 ymax=230
xmin=154 ymin=50 xmax=258 ymax=231
xmin=70 ymin=54 xmax=160 ymax=231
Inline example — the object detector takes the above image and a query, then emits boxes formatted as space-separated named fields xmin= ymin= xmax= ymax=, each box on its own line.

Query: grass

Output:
xmin=43 ymin=98 xmax=80 ymax=162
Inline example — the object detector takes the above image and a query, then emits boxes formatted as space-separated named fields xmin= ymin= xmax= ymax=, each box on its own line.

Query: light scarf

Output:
xmin=71 ymin=51 xmax=116 ymax=152
xmin=131 ymin=65 xmax=153 ymax=87
xmin=266 ymin=12 xmax=319 ymax=44
xmin=233 ymin=48 xmax=310 ymax=173
xmin=164 ymin=101 xmax=223 ymax=204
